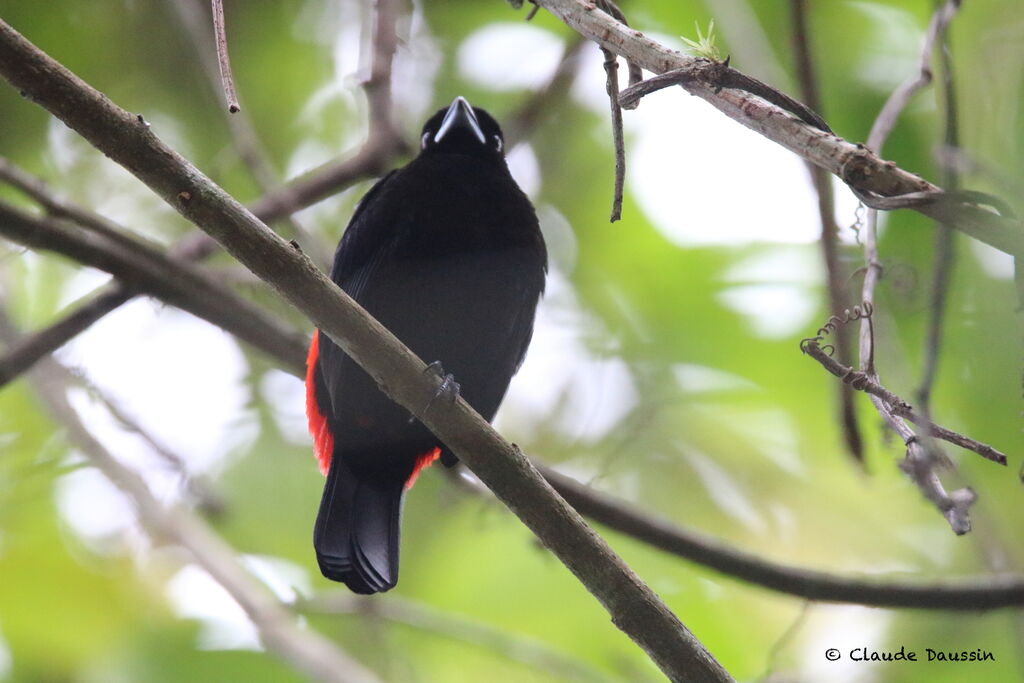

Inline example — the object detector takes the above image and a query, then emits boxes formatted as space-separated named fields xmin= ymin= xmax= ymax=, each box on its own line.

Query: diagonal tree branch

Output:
xmin=0 ymin=281 xmax=132 ymax=386
xmin=0 ymin=20 xmax=732 ymax=682
xmin=0 ymin=199 xmax=308 ymax=377
xmin=0 ymin=306 xmax=380 ymax=683
xmin=299 ymin=592 xmax=623 ymax=682
xmin=536 ymin=464 xmax=1024 ymax=610
xmin=530 ymin=0 xmax=1022 ymax=258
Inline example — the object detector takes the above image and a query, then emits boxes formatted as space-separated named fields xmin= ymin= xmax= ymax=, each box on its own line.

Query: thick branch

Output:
xmin=532 ymin=0 xmax=1022 ymax=257
xmin=0 ymin=20 xmax=730 ymax=682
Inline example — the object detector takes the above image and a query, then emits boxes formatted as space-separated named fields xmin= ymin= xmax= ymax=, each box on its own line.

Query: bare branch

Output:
xmin=0 ymin=282 xmax=132 ymax=388
xmin=601 ymin=46 xmax=626 ymax=221
xmin=857 ymin=0 xmax=973 ymax=534
xmin=504 ymin=37 xmax=586 ymax=148
xmin=166 ymin=0 xmax=331 ymax=268
xmin=532 ymin=0 xmax=1022 ymax=258
xmin=300 ymin=592 xmax=621 ymax=682
xmin=789 ymin=0 xmax=863 ymax=464
xmin=800 ymin=339 xmax=1007 ymax=466
xmin=866 ymin=0 xmax=961 ymax=152
xmin=0 ymin=200 xmax=308 ymax=377
xmin=0 ymin=20 xmax=732 ymax=682
xmin=210 ymin=0 xmax=239 ymax=112
xmin=536 ymin=464 xmax=1024 ymax=609
xmin=0 ymin=306 xmax=379 ymax=683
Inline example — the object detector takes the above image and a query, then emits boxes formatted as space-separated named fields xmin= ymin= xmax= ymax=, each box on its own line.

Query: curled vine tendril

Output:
xmin=800 ymin=302 xmax=874 ymax=357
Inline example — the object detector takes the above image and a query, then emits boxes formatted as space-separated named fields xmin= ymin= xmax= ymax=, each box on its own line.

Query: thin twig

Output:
xmin=210 ymin=0 xmax=239 ymax=112
xmin=592 ymin=0 xmax=640 ymax=222
xmin=0 ymin=305 xmax=379 ymax=683
xmin=800 ymin=339 xmax=1007 ymax=466
xmin=866 ymin=0 xmax=961 ymax=152
xmin=72 ymin=367 xmax=227 ymax=515
xmin=536 ymin=465 xmax=1024 ymax=609
xmin=789 ymin=0 xmax=863 ymax=464
xmin=0 ymin=199 xmax=308 ymax=376
xmin=531 ymin=0 xmax=1021 ymax=257
xmin=601 ymin=46 xmax=626 ymax=221
xmin=0 ymin=282 xmax=132 ymax=387
xmin=504 ymin=37 xmax=586 ymax=148
xmin=858 ymin=0 xmax=973 ymax=534
xmin=167 ymin=0 xmax=331 ymax=268
xmin=299 ymin=593 xmax=623 ymax=683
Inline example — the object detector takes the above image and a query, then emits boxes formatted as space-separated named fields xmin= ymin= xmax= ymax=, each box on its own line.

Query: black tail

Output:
xmin=313 ymin=454 xmax=404 ymax=594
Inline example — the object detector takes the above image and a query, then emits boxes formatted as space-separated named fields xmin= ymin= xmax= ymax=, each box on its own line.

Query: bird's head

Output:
xmin=420 ymin=96 xmax=505 ymax=160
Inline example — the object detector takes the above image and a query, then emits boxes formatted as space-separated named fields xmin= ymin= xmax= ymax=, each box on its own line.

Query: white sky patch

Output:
xmin=847 ymin=2 xmax=923 ymax=93
xmin=684 ymin=450 xmax=765 ymax=533
xmin=260 ymin=369 xmax=310 ymax=446
xmin=166 ymin=565 xmax=260 ymax=651
xmin=628 ymin=92 xmax=822 ymax=246
xmin=567 ymin=36 xmax=867 ymax=248
xmin=241 ymin=555 xmax=312 ymax=604
xmin=501 ymin=268 xmax=638 ymax=444
xmin=65 ymin=387 xmax=188 ymax=506
xmin=293 ymin=1 xmax=363 ymax=139
xmin=800 ymin=606 xmax=890 ymax=683
xmin=506 ymin=142 xmax=541 ymax=199
xmin=57 ymin=269 xmax=114 ymax=309
xmin=717 ymin=284 xmax=818 ymax=339
xmin=970 ymin=240 xmax=1015 ymax=279
xmin=58 ymin=298 xmax=254 ymax=474
xmin=536 ymin=203 xmax=577 ymax=274
xmin=723 ymin=246 xmax=823 ymax=285
xmin=458 ymin=23 xmax=565 ymax=91
xmin=391 ymin=2 xmax=443 ymax=127
xmin=0 ymin=623 xmax=11 ymax=680
xmin=673 ymin=364 xmax=759 ymax=394
xmin=55 ymin=456 xmax=137 ymax=545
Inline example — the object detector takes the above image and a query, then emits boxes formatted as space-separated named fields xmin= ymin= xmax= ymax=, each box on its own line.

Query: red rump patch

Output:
xmin=405 ymin=447 xmax=441 ymax=490
xmin=305 ymin=330 xmax=334 ymax=476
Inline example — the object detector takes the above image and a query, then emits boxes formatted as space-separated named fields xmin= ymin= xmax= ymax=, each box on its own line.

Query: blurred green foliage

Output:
xmin=1 ymin=1 xmax=1023 ymax=682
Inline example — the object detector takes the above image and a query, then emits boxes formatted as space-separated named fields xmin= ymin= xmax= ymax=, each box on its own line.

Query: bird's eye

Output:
xmin=421 ymin=131 xmax=431 ymax=150
xmin=493 ymin=134 xmax=503 ymax=153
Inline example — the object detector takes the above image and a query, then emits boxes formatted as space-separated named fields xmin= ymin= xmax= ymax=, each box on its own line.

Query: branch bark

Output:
xmin=531 ymin=0 xmax=1022 ymax=257
xmin=0 ymin=199 xmax=308 ymax=376
xmin=0 ymin=19 xmax=731 ymax=683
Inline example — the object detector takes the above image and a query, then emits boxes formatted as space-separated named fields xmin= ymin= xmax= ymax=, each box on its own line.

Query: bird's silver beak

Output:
xmin=434 ymin=96 xmax=486 ymax=145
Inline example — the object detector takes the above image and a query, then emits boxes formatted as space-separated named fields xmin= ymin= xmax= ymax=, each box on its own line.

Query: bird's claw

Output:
xmin=408 ymin=361 xmax=461 ymax=424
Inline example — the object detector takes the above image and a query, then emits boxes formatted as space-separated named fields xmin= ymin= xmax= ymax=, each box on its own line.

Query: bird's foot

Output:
xmin=408 ymin=361 xmax=461 ymax=423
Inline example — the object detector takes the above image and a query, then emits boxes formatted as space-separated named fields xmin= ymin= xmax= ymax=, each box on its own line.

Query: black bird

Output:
xmin=306 ymin=96 xmax=547 ymax=594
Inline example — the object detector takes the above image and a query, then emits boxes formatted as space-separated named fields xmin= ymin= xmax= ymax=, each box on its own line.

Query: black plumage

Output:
xmin=306 ymin=97 xmax=547 ymax=593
